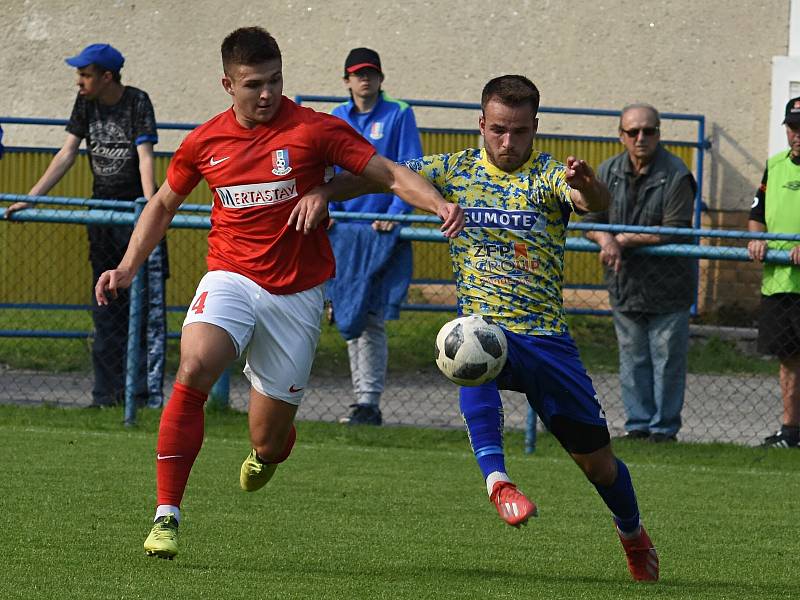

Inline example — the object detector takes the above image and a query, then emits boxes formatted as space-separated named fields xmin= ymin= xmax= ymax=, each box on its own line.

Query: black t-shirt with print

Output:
xmin=66 ymin=86 xmax=158 ymax=200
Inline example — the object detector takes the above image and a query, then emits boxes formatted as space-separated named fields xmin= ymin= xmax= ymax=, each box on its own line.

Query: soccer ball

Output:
xmin=435 ymin=315 xmax=507 ymax=386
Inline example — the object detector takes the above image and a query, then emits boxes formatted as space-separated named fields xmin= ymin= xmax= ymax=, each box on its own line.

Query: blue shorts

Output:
xmin=467 ymin=329 xmax=607 ymax=430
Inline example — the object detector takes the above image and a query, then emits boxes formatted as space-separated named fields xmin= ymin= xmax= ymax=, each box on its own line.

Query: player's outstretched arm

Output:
xmin=288 ymin=169 xmax=381 ymax=235
xmin=565 ymin=156 xmax=610 ymax=213
xmin=364 ymin=155 xmax=463 ymax=237
xmin=290 ymin=155 xmax=463 ymax=237
xmin=94 ymin=181 xmax=185 ymax=305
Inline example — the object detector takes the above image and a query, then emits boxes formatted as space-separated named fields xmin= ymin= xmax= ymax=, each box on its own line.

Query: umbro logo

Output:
xmin=783 ymin=180 xmax=800 ymax=191
xmin=209 ymin=156 xmax=230 ymax=167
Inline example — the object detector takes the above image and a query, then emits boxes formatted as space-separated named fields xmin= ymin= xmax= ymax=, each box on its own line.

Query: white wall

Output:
xmin=1 ymin=0 xmax=790 ymax=210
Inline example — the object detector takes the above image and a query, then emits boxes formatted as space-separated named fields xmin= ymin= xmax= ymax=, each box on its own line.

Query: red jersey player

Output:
xmin=94 ymin=27 xmax=462 ymax=560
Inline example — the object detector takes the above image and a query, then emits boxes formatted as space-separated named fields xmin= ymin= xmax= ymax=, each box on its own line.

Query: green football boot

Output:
xmin=240 ymin=448 xmax=278 ymax=492
xmin=143 ymin=514 xmax=179 ymax=559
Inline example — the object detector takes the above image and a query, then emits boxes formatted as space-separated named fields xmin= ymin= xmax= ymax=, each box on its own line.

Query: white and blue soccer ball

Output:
xmin=435 ymin=315 xmax=507 ymax=386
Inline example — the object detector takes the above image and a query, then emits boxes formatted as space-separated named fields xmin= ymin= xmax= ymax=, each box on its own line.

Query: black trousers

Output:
xmin=88 ymin=224 xmax=167 ymax=406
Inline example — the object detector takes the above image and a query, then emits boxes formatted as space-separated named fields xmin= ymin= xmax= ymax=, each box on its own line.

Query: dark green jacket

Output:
xmin=584 ymin=145 xmax=697 ymax=313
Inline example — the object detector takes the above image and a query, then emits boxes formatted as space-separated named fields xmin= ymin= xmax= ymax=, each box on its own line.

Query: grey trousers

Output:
xmin=346 ymin=312 xmax=388 ymax=406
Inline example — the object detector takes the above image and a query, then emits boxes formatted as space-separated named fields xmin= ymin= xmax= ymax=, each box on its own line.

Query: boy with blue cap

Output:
xmin=5 ymin=43 xmax=168 ymax=409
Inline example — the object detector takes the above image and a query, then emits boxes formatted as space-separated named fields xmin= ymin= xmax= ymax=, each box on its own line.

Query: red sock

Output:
xmin=155 ymin=382 xmax=207 ymax=507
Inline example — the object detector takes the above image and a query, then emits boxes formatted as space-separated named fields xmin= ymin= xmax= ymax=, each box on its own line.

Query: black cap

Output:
xmin=344 ymin=47 xmax=382 ymax=76
xmin=784 ymin=96 xmax=800 ymax=126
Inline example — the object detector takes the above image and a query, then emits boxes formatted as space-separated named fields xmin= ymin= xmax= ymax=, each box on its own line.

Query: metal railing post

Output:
xmin=689 ymin=114 xmax=709 ymax=317
xmin=123 ymin=197 xmax=147 ymax=426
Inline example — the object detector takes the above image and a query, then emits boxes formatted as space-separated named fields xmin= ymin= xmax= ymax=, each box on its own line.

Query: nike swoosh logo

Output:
xmin=289 ymin=385 xmax=304 ymax=393
xmin=209 ymin=156 xmax=230 ymax=166
xmin=157 ymin=454 xmax=183 ymax=460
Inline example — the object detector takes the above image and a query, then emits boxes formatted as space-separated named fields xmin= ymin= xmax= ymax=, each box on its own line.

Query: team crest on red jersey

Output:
xmin=272 ymin=149 xmax=292 ymax=176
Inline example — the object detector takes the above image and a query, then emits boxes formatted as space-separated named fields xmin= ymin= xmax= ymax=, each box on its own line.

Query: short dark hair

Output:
xmin=221 ymin=27 xmax=282 ymax=76
xmin=481 ymin=75 xmax=540 ymax=116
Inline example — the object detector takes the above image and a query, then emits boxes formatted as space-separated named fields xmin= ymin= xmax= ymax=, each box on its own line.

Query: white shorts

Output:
xmin=183 ymin=270 xmax=324 ymax=405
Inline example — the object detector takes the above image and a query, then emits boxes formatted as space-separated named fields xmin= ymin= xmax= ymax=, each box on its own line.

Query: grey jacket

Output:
xmin=584 ymin=145 xmax=697 ymax=313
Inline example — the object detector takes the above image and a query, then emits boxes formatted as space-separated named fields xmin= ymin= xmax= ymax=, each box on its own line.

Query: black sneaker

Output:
xmin=339 ymin=403 xmax=382 ymax=426
xmin=762 ymin=429 xmax=800 ymax=448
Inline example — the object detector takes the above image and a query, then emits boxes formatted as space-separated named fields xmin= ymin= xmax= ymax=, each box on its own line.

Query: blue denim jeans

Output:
xmin=612 ymin=310 xmax=690 ymax=436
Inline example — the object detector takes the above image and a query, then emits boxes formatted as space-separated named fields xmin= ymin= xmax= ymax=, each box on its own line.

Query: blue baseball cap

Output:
xmin=65 ymin=44 xmax=125 ymax=72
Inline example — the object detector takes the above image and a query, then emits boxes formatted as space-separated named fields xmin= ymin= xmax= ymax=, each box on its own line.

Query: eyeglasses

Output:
xmin=620 ymin=127 xmax=659 ymax=138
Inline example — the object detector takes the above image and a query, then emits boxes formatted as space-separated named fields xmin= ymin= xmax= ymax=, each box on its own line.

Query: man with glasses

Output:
xmin=584 ymin=103 xmax=696 ymax=443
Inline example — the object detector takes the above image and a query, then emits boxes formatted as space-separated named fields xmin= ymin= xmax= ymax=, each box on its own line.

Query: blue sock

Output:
xmin=593 ymin=458 xmax=640 ymax=534
xmin=459 ymin=384 xmax=506 ymax=479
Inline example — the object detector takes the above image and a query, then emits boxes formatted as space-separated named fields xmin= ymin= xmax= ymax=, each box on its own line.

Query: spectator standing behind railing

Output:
xmin=3 ymin=43 xmax=168 ymax=409
xmin=748 ymin=96 xmax=800 ymax=448
xmin=327 ymin=47 xmax=423 ymax=426
xmin=584 ymin=103 xmax=696 ymax=443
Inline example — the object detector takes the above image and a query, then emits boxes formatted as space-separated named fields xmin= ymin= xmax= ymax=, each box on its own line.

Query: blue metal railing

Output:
xmin=294 ymin=95 xmax=710 ymax=229
xmin=0 ymin=105 xmax=721 ymax=424
xmin=0 ymin=116 xmax=196 ymax=131
xmin=3 ymin=105 xmax=711 ymax=315
xmin=2 ymin=102 xmax=710 ymax=225
xmin=1 ymin=200 xmax=796 ymax=423
xmin=2 ymin=192 xmax=795 ymax=246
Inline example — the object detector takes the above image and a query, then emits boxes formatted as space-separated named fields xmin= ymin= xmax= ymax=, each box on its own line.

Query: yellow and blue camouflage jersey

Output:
xmin=406 ymin=148 xmax=577 ymax=335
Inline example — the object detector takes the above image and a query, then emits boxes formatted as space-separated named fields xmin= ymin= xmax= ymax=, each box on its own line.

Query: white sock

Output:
xmin=155 ymin=504 xmax=181 ymax=523
xmin=485 ymin=471 xmax=512 ymax=496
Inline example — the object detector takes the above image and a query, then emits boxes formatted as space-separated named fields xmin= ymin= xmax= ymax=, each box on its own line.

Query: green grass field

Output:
xmin=1 ymin=405 xmax=797 ymax=599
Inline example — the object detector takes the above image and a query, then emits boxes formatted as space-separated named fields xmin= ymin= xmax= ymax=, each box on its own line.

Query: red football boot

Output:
xmin=489 ymin=481 xmax=538 ymax=527
xmin=618 ymin=524 xmax=659 ymax=582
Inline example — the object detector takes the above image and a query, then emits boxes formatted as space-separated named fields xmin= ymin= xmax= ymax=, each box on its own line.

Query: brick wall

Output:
xmin=698 ymin=210 xmax=761 ymax=321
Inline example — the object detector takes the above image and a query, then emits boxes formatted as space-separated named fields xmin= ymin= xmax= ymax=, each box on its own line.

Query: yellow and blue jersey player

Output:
xmin=322 ymin=74 xmax=660 ymax=582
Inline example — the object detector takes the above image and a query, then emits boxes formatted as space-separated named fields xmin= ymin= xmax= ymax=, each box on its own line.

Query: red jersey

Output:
xmin=167 ymin=97 xmax=376 ymax=294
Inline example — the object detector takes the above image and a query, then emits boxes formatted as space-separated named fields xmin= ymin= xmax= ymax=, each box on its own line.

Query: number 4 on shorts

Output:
xmin=191 ymin=291 xmax=208 ymax=314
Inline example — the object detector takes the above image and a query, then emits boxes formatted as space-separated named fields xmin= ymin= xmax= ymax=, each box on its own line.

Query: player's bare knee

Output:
xmin=175 ymin=355 xmax=218 ymax=391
